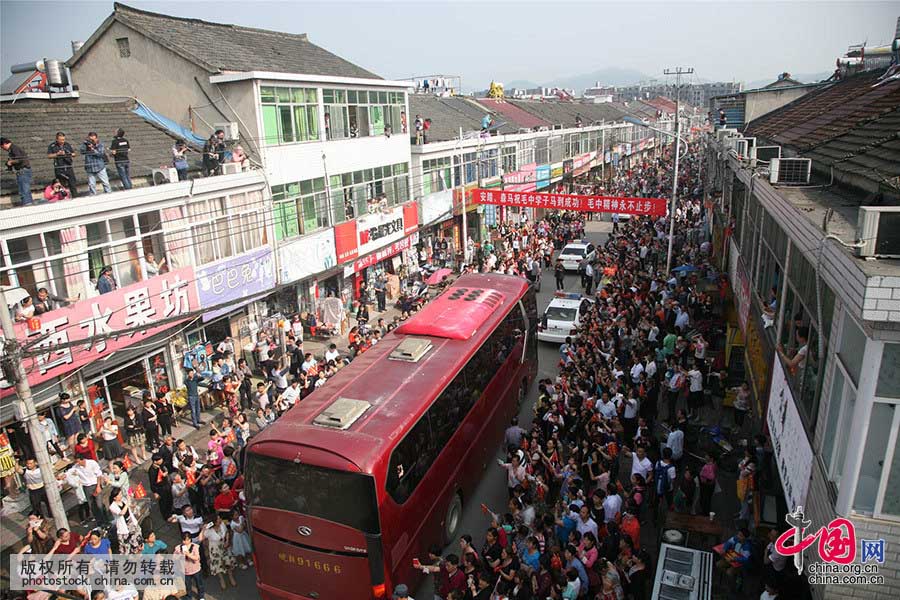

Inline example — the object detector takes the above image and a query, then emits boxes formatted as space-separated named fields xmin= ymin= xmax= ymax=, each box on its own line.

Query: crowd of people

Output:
xmin=2 ymin=127 xmax=245 ymax=206
xmin=402 ymin=142 xmax=783 ymax=600
xmin=12 ymin=137 xmax=789 ymax=600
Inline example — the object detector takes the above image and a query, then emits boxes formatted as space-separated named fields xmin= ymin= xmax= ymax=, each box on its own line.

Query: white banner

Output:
xmin=278 ymin=228 xmax=337 ymax=283
xmin=421 ymin=189 xmax=454 ymax=226
xmin=767 ymin=358 xmax=814 ymax=510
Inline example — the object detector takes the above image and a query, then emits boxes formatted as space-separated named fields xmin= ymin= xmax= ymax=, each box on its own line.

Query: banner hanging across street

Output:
xmin=469 ymin=188 xmax=667 ymax=216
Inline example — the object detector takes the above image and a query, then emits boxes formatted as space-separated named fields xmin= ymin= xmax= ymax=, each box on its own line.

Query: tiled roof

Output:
xmin=506 ymin=100 xmax=627 ymax=128
xmin=408 ymin=95 xmax=517 ymax=142
xmin=69 ymin=3 xmax=380 ymax=80
xmin=745 ymin=68 xmax=900 ymax=190
xmin=0 ymin=99 xmax=201 ymax=198
xmin=746 ymin=69 xmax=900 ymax=150
xmin=614 ymin=101 xmax=657 ymax=120
xmin=643 ymin=97 xmax=677 ymax=114
xmin=476 ymin=98 xmax=550 ymax=130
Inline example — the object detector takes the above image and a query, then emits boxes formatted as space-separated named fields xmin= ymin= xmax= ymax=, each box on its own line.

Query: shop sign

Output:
xmin=196 ymin=247 xmax=276 ymax=322
xmin=278 ymin=228 xmax=337 ymax=283
xmin=334 ymin=221 xmax=358 ymax=263
xmin=345 ymin=232 xmax=420 ymax=276
xmin=0 ymin=432 xmax=15 ymax=477
xmin=768 ymin=358 xmax=814 ymax=511
xmin=536 ymin=164 xmax=551 ymax=189
xmin=470 ymin=189 xmax=667 ymax=216
xmin=562 ymin=159 xmax=574 ymax=181
xmin=0 ymin=267 xmax=199 ymax=397
xmin=504 ymin=163 xmax=537 ymax=193
xmin=729 ymin=239 xmax=751 ymax=333
xmin=402 ymin=202 xmax=419 ymax=235
xmin=551 ymin=163 xmax=564 ymax=181
xmin=421 ymin=189 xmax=454 ymax=225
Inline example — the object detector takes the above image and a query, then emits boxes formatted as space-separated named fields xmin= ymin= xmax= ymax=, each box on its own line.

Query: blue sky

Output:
xmin=1 ymin=1 xmax=896 ymax=90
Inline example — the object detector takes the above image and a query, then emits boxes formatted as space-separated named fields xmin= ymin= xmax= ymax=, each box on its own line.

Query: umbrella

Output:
xmin=1 ymin=286 xmax=30 ymax=307
xmin=426 ymin=268 xmax=453 ymax=285
xmin=672 ymin=264 xmax=699 ymax=273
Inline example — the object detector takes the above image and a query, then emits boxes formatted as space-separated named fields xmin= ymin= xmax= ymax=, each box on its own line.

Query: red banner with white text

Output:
xmin=470 ymin=188 xmax=667 ymax=216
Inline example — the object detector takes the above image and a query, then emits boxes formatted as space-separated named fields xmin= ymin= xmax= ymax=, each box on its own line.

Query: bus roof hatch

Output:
xmin=313 ymin=397 xmax=371 ymax=430
xmin=395 ymin=287 xmax=505 ymax=341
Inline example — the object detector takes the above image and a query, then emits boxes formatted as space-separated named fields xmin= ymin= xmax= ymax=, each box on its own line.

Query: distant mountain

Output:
xmin=499 ymin=68 xmax=650 ymax=93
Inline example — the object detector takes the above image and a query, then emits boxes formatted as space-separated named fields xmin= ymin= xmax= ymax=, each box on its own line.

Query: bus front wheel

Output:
xmin=444 ymin=493 xmax=463 ymax=545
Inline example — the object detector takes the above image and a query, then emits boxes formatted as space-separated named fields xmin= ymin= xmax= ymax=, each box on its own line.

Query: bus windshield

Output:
xmin=245 ymin=454 xmax=380 ymax=535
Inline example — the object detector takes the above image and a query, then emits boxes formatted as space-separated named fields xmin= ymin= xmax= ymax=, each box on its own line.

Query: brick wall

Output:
xmin=863 ymin=276 xmax=900 ymax=323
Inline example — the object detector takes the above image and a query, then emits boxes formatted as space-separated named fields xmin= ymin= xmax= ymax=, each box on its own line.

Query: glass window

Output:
xmin=823 ymin=366 xmax=854 ymax=490
xmin=245 ymin=454 xmax=380 ymax=534
xmin=877 ymin=344 xmax=900 ymax=399
xmin=882 ymin=431 xmax=900 ymax=517
xmin=853 ymin=402 xmax=894 ymax=513
xmin=259 ymin=85 xmax=320 ymax=145
xmin=838 ymin=313 xmax=866 ymax=386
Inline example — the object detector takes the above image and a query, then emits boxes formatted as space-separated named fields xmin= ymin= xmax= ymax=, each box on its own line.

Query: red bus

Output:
xmin=245 ymin=274 xmax=538 ymax=600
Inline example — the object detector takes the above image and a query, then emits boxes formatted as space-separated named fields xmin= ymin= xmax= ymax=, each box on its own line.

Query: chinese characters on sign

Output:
xmin=469 ymin=188 xmax=668 ymax=216
xmin=196 ymin=247 xmax=276 ymax=322
xmin=767 ymin=358 xmax=814 ymax=512
xmin=1 ymin=267 xmax=198 ymax=396
xmin=10 ymin=554 xmax=185 ymax=591
xmin=773 ymin=506 xmax=885 ymax=586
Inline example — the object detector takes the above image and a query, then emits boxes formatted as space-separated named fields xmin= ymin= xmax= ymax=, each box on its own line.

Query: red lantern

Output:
xmin=26 ymin=317 xmax=41 ymax=332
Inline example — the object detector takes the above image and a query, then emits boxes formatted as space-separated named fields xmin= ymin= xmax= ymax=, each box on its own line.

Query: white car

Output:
xmin=558 ymin=242 xmax=596 ymax=271
xmin=537 ymin=292 xmax=592 ymax=343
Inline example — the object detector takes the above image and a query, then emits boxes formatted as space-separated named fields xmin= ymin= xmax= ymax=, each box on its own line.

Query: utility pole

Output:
xmin=663 ymin=66 xmax=693 ymax=276
xmin=0 ymin=287 xmax=69 ymax=530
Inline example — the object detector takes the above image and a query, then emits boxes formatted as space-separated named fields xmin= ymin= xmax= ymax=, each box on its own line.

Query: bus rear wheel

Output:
xmin=443 ymin=493 xmax=463 ymax=545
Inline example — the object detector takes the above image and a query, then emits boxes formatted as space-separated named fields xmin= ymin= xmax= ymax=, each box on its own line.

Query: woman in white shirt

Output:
xmin=108 ymin=487 xmax=143 ymax=553
xmin=100 ymin=417 xmax=124 ymax=460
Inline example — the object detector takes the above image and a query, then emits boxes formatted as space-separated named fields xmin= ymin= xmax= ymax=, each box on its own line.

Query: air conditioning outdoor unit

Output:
xmin=734 ymin=138 xmax=749 ymax=159
xmin=856 ymin=206 xmax=900 ymax=258
xmin=213 ymin=121 xmax=240 ymax=141
xmin=769 ymin=157 xmax=811 ymax=185
xmin=221 ymin=162 xmax=242 ymax=175
xmin=751 ymin=145 xmax=781 ymax=167
xmin=652 ymin=543 xmax=713 ymax=600
xmin=717 ymin=127 xmax=738 ymax=141
xmin=152 ymin=168 xmax=178 ymax=185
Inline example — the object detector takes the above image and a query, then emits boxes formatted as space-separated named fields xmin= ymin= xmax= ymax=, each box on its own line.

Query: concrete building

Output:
xmin=710 ymin=74 xmax=822 ymax=130
xmin=67 ymin=2 xmax=415 ymax=314
xmin=707 ymin=65 xmax=900 ymax=599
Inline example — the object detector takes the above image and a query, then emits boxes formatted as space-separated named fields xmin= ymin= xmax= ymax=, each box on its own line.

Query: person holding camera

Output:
xmin=80 ymin=131 xmax=111 ymax=195
xmin=109 ymin=128 xmax=132 ymax=190
xmin=43 ymin=177 xmax=72 ymax=202
xmin=1 ymin=136 xmax=33 ymax=205
xmin=46 ymin=131 xmax=79 ymax=197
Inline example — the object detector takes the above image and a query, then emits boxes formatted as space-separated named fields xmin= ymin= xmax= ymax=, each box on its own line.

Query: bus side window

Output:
xmin=387 ymin=413 xmax=433 ymax=504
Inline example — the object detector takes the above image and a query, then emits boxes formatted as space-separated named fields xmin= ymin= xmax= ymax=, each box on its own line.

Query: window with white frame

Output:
xmin=271 ymin=178 xmax=329 ymax=240
xmin=851 ymin=342 xmax=900 ymax=519
xmin=328 ymin=163 xmax=410 ymax=223
xmin=501 ymin=147 xmax=517 ymax=174
xmin=260 ymin=86 xmax=320 ymax=145
xmin=323 ymin=89 xmax=404 ymax=139
xmin=422 ymin=157 xmax=452 ymax=196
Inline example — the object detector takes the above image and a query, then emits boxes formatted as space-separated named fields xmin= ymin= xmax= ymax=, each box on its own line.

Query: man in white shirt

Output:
xmin=630 ymin=360 xmax=644 ymax=384
xmin=674 ymin=305 xmax=690 ymax=332
xmin=623 ymin=445 xmax=653 ymax=482
xmin=216 ymin=337 xmax=234 ymax=355
xmin=597 ymin=394 xmax=618 ymax=420
xmin=602 ymin=485 xmax=623 ymax=523
xmin=300 ymin=353 xmax=318 ymax=374
xmin=324 ymin=343 xmax=340 ymax=363
xmin=70 ymin=456 xmax=106 ymax=524
xmin=663 ymin=423 xmax=684 ymax=463
xmin=279 ymin=380 xmax=302 ymax=408
xmin=575 ymin=505 xmax=598 ymax=540
xmin=168 ymin=505 xmax=204 ymax=540
xmin=687 ymin=365 xmax=704 ymax=420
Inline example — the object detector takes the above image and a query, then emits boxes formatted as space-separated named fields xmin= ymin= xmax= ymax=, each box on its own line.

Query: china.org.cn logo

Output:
xmin=774 ymin=506 xmax=885 ymax=586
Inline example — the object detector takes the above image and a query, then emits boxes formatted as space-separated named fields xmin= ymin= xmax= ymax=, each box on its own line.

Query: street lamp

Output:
xmin=623 ymin=116 xmax=688 ymax=276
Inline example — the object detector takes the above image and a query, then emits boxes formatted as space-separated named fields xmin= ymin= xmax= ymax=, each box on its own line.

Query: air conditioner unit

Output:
xmin=221 ymin=162 xmax=242 ymax=175
xmin=717 ymin=127 xmax=738 ymax=141
xmin=213 ymin=122 xmax=240 ymax=141
xmin=152 ymin=168 xmax=178 ymax=185
xmin=856 ymin=206 xmax=900 ymax=258
xmin=734 ymin=138 xmax=749 ymax=159
xmin=769 ymin=157 xmax=811 ymax=185
xmin=652 ymin=543 xmax=713 ymax=600
xmin=742 ymin=136 xmax=757 ymax=152
xmin=751 ymin=145 xmax=781 ymax=167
